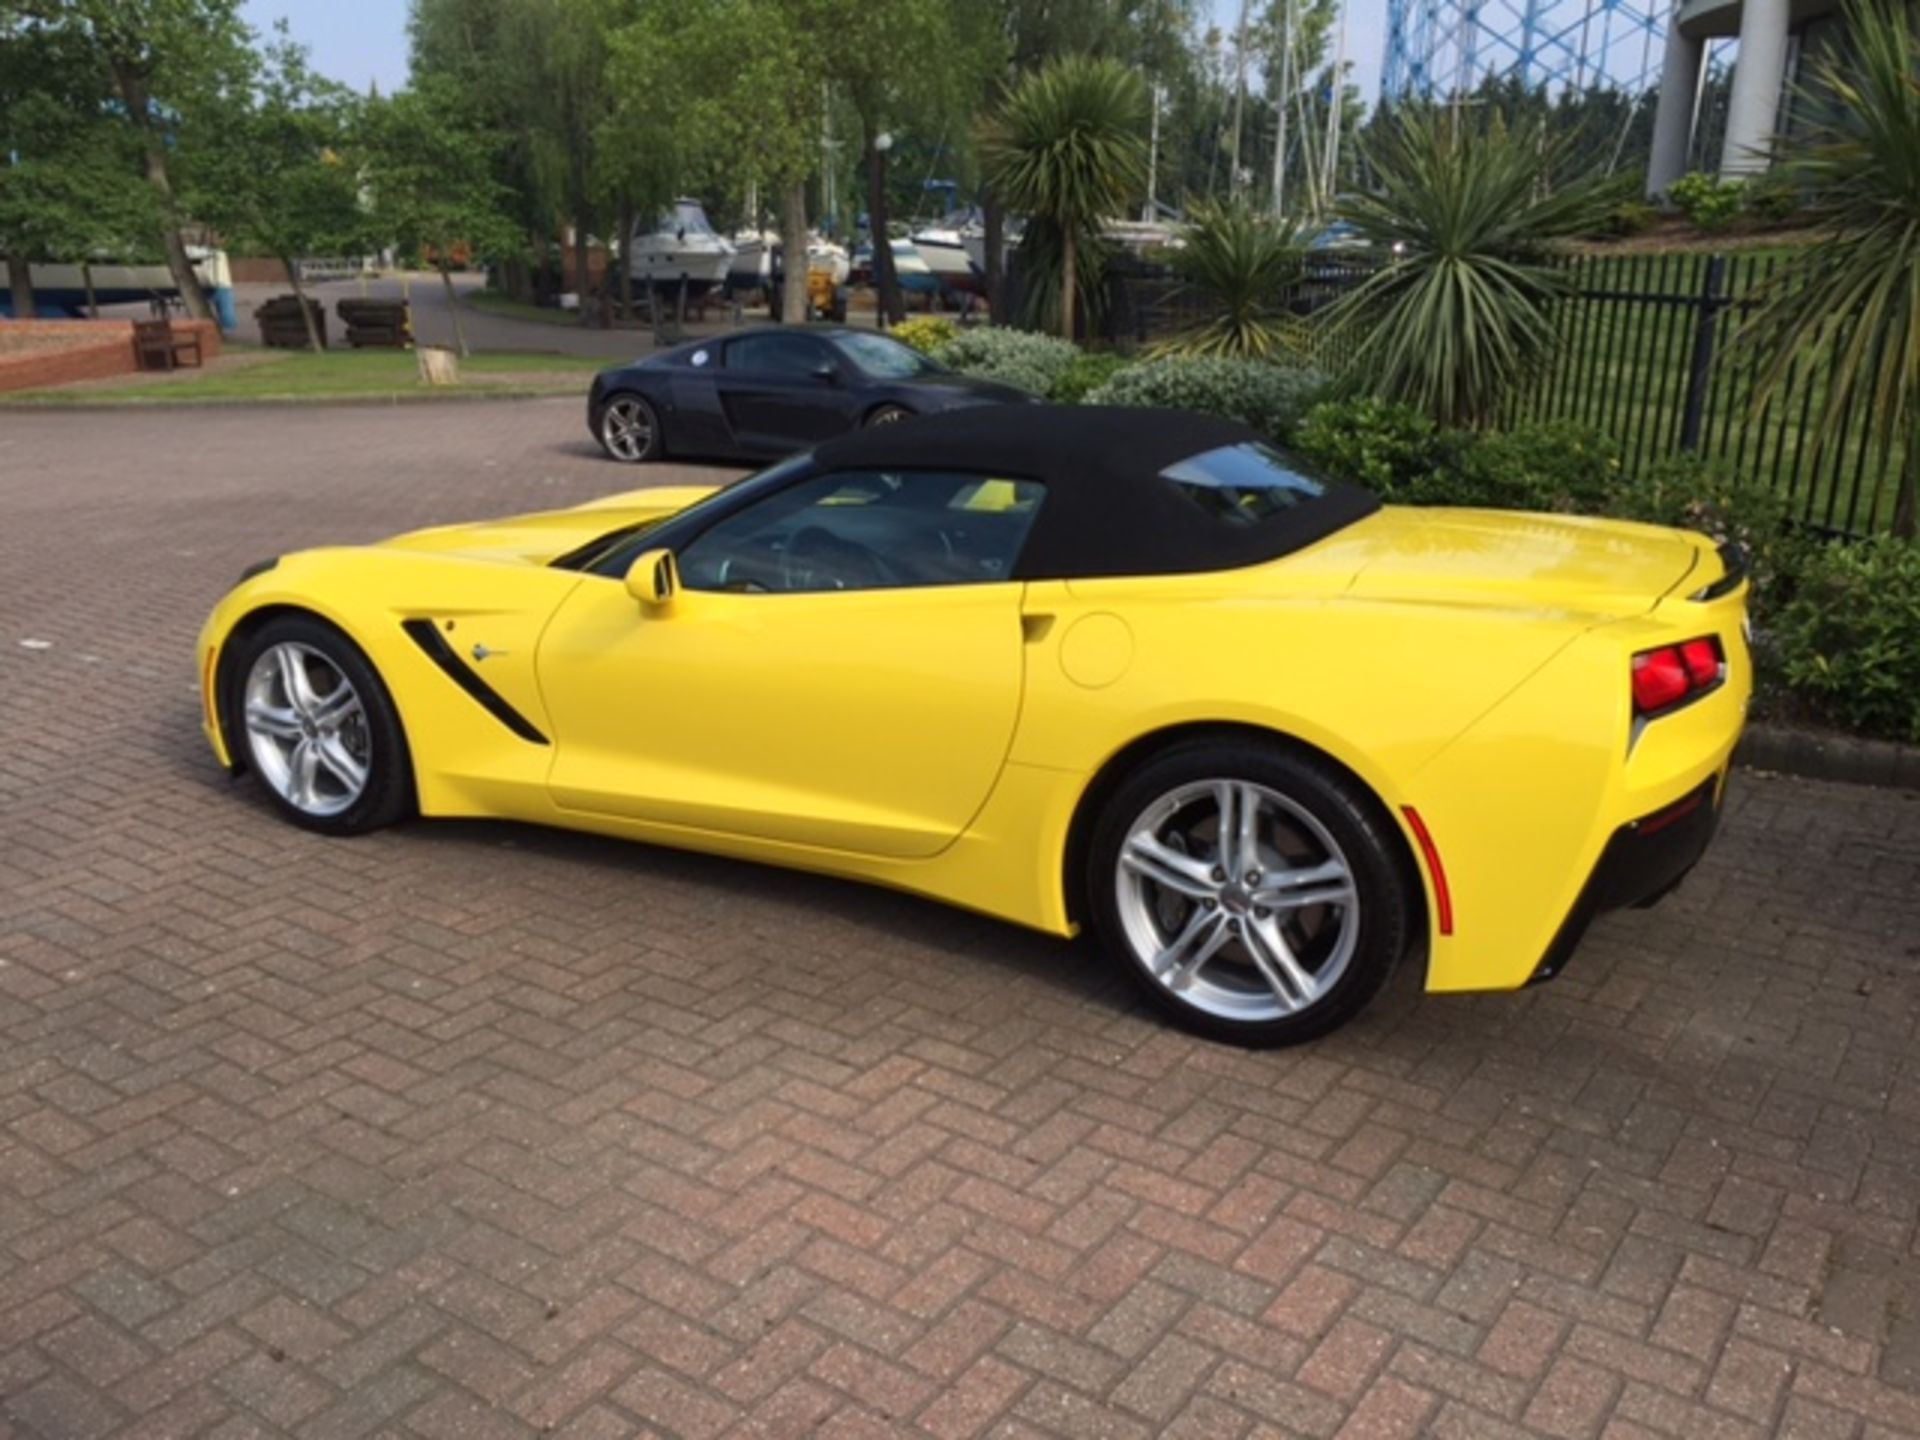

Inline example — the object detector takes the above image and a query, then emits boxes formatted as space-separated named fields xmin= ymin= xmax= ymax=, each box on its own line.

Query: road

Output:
xmin=2 ymin=399 xmax=1918 ymax=1438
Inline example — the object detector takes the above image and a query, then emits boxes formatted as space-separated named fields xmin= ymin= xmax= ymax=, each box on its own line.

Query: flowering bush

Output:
xmin=890 ymin=315 xmax=960 ymax=354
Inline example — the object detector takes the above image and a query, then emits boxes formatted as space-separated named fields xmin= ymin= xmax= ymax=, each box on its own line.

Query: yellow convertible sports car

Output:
xmin=197 ymin=406 xmax=1751 ymax=1045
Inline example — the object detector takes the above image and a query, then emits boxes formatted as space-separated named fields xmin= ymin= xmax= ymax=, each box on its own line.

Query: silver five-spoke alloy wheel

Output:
xmin=243 ymin=641 xmax=371 ymax=818
xmin=1116 ymin=779 xmax=1358 ymax=1023
xmin=600 ymin=396 xmax=654 ymax=461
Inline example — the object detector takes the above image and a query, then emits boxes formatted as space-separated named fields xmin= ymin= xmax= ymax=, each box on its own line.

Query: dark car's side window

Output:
xmin=726 ymin=333 xmax=831 ymax=377
xmin=678 ymin=470 xmax=1046 ymax=595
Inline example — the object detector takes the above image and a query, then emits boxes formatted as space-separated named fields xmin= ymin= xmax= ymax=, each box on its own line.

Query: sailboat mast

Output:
xmin=1321 ymin=2 xmax=1347 ymax=212
xmin=1144 ymin=83 xmax=1162 ymax=222
xmin=1271 ymin=0 xmax=1292 ymax=217
xmin=1228 ymin=0 xmax=1252 ymax=194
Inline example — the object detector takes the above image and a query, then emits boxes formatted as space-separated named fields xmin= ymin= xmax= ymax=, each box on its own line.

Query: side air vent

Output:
xmin=400 ymin=619 xmax=549 ymax=745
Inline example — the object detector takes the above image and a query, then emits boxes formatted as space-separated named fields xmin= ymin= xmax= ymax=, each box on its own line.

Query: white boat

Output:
xmin=854 ymin=237 xmax=938 ymax=294
xmin=629 ymin=198 xmax=735 ymax=294
xmin=1102 ymin=217 xmax=1186 ymax=253
xmin=908 ymin=224 xmax=983 ymax=295
xmin=726 ymin=228 xmax=775 ymax=291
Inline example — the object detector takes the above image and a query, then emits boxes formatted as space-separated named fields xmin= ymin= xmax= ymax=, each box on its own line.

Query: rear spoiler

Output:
xmin=1689 ymin=540 xmax=1748 ymax=602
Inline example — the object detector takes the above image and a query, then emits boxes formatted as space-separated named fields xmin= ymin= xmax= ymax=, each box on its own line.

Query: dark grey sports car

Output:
xmin=587 ymin=325 xmax=1038 ymax=464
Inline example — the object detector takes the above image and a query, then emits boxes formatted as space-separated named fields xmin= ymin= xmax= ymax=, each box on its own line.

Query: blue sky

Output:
xmin=238 ymin=0 xmax=1387 ymax=103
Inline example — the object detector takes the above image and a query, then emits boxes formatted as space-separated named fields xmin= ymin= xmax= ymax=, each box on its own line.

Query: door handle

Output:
xmin=1021 ymin=613 xmax=1054 ymax=643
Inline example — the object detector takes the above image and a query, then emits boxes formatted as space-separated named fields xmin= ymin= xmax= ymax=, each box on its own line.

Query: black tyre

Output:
xmin=597 ymin=392 xmax=662 ymax=462
xmin=865 ymin=403 xmax=912 ymax=428
xmin=226 ymin=614 xmax=413 ymax=837
xmin=1085 ymin=738 xmax=1412 ymax=1046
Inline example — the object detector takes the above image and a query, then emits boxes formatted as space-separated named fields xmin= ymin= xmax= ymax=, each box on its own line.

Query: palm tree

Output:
xmin=980 ymin=56 xmax=1147 ymax=341
xmin=1326 ymin=107 xmax=1622 ymax=428
xmin=1160 ymin=200 xmax=1307 ymax=360
xmin=1742 ymin=0 xmax=1920 ymax=538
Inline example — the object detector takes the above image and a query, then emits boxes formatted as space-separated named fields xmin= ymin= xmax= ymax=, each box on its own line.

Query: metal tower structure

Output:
xmin=1382 ymin=0 xmax=1666 ymax=99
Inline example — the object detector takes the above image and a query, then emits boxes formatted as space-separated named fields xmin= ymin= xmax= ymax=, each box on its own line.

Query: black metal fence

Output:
xmin=1512 ymin=251 xmax=1904 ymax=537
xmin=1117 ymin=250 xmax=1906 ymax=536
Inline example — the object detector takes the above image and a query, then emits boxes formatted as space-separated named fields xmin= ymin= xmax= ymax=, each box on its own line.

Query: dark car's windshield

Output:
xmin=832 ymin=332 xmax=943 ymax=380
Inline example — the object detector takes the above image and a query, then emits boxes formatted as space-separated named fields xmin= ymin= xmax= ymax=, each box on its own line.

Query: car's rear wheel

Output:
xmin=598 ymin=393 xmax=661 ymax=462
xmin=865 ymin=403 xmax=911 ymax=428
xmin=1086 ymin=740 xmax=1411 ymax=1046
xmin=231 ymin=615 xmax=412 ymax=837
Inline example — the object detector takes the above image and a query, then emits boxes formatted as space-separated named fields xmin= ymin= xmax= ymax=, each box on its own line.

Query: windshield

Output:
xmin=669 ymin=199 xmax=716 ymax=238
xmin=832 ymin=332 xmax=943 ymax=380
xmin=553 ymin=453 xmax=816 ymax=574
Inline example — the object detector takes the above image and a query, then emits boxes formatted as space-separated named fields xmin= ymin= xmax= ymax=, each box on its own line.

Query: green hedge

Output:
xmin=1085 ymin=355 xmax=1329 ymax=442
xmin=1769 ymin=539 xmax=1920 ymax=743
xmin=932 ymin=327 xmax=1083 ymax=399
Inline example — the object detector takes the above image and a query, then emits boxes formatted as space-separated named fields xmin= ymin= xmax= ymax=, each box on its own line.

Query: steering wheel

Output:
xmin=781 ymin=525 xmax=893 ymax=591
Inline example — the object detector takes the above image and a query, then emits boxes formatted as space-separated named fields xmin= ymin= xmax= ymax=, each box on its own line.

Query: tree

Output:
xmin=817 ymin=0 xmax=976 ymax=327
xmin=501 ymin=0 xmax=626 ymax=325
xmin=1742 ymin=0 xmax=1920 ymax=537
xmin=363 ymin=77 xmax=520 ymax=356
xmin=194 ymin=30 xmax=368 ymax=352
xmin=608 ymin=0 xmax=821 ymax=324
xmin=980 ymin=55 xmax=1148 ymax=340
xmin=0 ymin=14 xmax=155 ymax=317
xmin=1160 ymin=199 xmax=1303 ymax=358
xmin=37 ymin=0 xmax=258 ymax=321
xmin=1327 ymin=108 xmax=1622 ymax=428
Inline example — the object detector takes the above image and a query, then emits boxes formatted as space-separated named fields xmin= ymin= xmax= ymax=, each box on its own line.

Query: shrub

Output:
xmin=891 ymin=315 xmax=959 ymax=354
xmin=1051 ymin=350 xmax=1127 ymax=404
xmin=1292 ymin=397 xmax=1449 ymax=496
xmin=1668 ymin=171 xmax=1744 ymax=232
xmin=1600 ymin=199 xmax=1658 ymax=238
xmin=1084 ymin=356 xmax=1330 ymax=441
xmin=1435 ymin=421 xmax=1621 ymax=512
xmin=1604 ymin=454 xmax=1799 ymax=606
xmin=1769 ymin=537 xmax=1920 ymax=742
xmin=1742 ymin=173 xmax=1800 ymax=225
xmin=933 ymin=326 xmax=1082 ymax=397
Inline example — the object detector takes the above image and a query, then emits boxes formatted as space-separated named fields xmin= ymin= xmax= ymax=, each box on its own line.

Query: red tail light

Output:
xmin=1632 ymin=636 xmax=1725 ymax=718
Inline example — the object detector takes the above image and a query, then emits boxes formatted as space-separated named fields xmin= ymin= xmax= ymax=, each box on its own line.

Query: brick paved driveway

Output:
xmin=3 ymin=399 xmax=1920 ymax=1440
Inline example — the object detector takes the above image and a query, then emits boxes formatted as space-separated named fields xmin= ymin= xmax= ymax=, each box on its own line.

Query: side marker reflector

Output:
xmin=1401 ymin=805 xmax=1454 ymax=937
xmin=201 ymin=646 xmax=219 ymax=733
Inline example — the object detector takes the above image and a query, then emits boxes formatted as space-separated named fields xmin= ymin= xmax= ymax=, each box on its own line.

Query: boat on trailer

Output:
xmin=629 ymin=199 xmax=734 ymax=296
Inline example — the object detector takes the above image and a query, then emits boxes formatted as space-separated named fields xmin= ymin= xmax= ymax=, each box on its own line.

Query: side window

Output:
xmin=726 ymin=333 xmax=830 ymax=377
xmin=679 ymin=470 xmax=1045 ymax=594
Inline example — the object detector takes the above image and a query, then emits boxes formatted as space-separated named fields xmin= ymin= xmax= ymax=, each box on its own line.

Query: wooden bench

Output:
xmin=132 ymin=318 xmax=205 ymax=371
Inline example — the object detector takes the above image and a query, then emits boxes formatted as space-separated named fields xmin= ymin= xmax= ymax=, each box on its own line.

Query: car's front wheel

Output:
xmin=230 ymin=615 xmax=412 ymax=836
xmin=597 ymin=393 xmax=662 ymax=462
xmin=1086 ymin=739 xmax=1412 ymax=1046
xmin=865 ymin=403 xmax=912 ymax=428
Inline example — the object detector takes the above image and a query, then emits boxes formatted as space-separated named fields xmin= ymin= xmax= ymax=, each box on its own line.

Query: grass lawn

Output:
xmin=1 ymin=346 xmax=610 ymax=405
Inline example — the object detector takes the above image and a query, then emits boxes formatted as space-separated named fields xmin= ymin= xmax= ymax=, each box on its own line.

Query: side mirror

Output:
xmin=626 ymin=547 xmax=679 ymax=610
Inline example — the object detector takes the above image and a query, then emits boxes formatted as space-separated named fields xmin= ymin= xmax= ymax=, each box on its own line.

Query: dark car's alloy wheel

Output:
xmin=598 ymin=394 xmax=661 ymax=462
xmin=231 ymin=615 xmax=412 ymax=836
xmin=865 ymin=404 xmax=911 ymax=428
xmin=1088 ymin=740 xmax=1411 ymax=1046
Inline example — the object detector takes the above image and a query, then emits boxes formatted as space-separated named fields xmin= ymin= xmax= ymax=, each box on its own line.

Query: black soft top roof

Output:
xmin=813 ymin=404 xmax=1379 ymax=580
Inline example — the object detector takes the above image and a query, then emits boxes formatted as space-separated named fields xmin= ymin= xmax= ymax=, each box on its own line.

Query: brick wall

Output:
xmin=0 ymin=318 xmax=222 ymax=394
xmin=228 ymin=256 xmax=291 ymax=284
